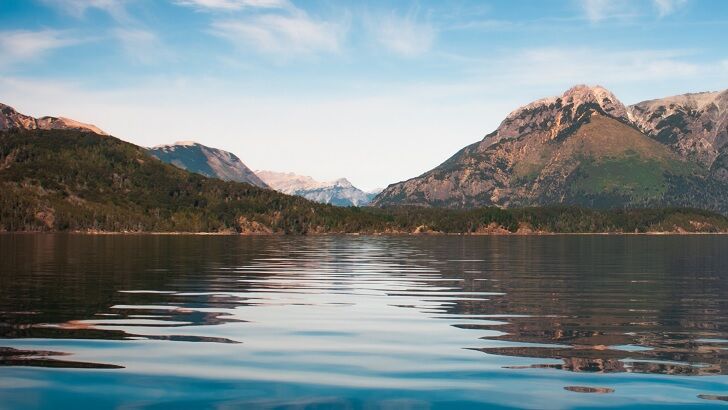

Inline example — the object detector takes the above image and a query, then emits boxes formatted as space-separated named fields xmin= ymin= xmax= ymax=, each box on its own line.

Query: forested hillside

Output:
xmin=1 ymin=129 xmax=727 ymax=234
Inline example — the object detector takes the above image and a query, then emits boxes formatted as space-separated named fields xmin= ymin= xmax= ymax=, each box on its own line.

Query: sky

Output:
xmin=1 ymin=0 xmax=727 ymax=191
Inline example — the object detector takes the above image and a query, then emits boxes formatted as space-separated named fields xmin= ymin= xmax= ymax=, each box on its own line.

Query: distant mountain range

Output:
xmin=148 ymin=141 xmax=268 ymax=188
xmin=148 ymin=142 xmax=375 ymax=206
xmin=373 ymin=85 xmax=728 ymax=213
xmin=255 ymin=171 xmax=378 ymax=206
xmin=0 ymin=103 xmax=376 ymax=207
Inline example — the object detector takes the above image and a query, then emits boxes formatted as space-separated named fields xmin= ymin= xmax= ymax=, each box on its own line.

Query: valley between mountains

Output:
xmin=1 ymin=85 xmax=728 ymax=234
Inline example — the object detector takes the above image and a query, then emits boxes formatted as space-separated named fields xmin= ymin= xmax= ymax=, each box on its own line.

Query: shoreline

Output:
xmin=2 ymin=231 xmax=728 ymax=236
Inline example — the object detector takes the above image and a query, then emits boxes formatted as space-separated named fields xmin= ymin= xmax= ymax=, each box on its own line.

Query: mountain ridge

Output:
xmin=2 ymin=118 xmax=728 ymax=234
xmin=373 ymin=85 xmax=728 ymax=213
xmin=485 ymin=85 xmax=631 ymax=147
xmin=0 ymin=103 xmax=108 ymax=136
xmin=627 ymin=89 xmax=728 ymax=167
xmin=148 ymin=141 xmax=268 ymax=188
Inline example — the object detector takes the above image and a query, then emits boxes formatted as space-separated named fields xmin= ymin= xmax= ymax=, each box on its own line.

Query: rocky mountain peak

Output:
xmin=36 ymin=116 xmax=109 ymax=136
xmin=332 ymin=178 xmax=354 ymax=188
xmin=631 ymin=90 xmax=726 ymax=114
xmin=0 ymin=103 xmax=37 ymax=130
xmin=562 ymin=84 xmax=628 ymax=119
xmin=488 ymin=85 xmax=628 ymax=146
xmin=0 ymin=102 xmax=108 ymax=135
xmin=152 ymin=141 xmax=200 ymax=151
xmin=174 ymin=140 xmax=198 ymax=146
xmin=628 ymin=88 xmax=728 ymax=165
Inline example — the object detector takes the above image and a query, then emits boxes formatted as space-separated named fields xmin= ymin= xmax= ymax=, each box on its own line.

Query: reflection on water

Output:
xmin=564 ymin=386 xmax=615 ymax=394
xmin=0 ymin=347 xmax=122 ymax=369
xmin=1 ymin=234 xmax=728 ymax=408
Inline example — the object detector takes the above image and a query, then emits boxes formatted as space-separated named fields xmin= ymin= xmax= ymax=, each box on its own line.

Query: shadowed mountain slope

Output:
xmin=148 ymin=141 xmax=268 ymax=188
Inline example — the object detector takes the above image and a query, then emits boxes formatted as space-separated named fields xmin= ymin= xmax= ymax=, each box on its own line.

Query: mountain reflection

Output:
xmin=431 ymin=236 xmax=728 ymax=376
xmin=0 ymin=347 xmax=122 ymax=369
xmin=0 ymin=234 xmax=727 ymax=377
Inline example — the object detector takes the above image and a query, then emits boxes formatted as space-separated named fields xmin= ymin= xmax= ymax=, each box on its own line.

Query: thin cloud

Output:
xmin=580 ymin=0 xmax=637 ymax=22
xmin=478 ymin=47 xmax=705 ymax=87
xmin=653 ymin=0 xmax=688 ymax=17
xmin=113 ymin=28 xmax=171 ymax=65
xmin=366 ymin=9 xmax=436 ymax=57
xmin=211 ymin=11 xmax=346 ymax=56
xmin=175 ymin=0 xmax=289 ymax=11
xmin=445 ymin=19 xmax=521 ymax=32
xmin=40 ymin=0 xmax=172 ymax=66
xmin=580 ymin=0 xmax=689 ymax=22
xmin=39 ymin=0 xmax=131 ymax=22
xmin=0 ymin=29 xmax=80 ymax=67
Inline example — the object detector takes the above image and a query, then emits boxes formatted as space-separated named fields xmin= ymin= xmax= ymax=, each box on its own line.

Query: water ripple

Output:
xmin=1 ymin=235 xmax=728 ymax=408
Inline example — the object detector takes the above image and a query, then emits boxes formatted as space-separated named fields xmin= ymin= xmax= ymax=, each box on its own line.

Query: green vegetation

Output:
xmin=572 ymin=155 xmax=673 ymax=200
xmin=2 ymin=129 xmax=728 ymax=234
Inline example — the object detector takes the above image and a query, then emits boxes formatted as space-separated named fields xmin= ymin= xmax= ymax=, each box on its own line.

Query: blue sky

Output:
xmin=1 ymin=0 xmax=727 ymax=190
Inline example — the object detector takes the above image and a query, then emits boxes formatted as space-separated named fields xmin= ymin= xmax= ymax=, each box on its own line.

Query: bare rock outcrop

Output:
xmin=1 ymin=103 xmax=107 ymax=135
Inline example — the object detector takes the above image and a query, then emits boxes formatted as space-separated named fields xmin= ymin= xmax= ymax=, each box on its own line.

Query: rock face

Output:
xmin=488 ymin=85 xmax=630 ymax=146
xmin=255 ymin=170 xmax=375 ymax=206
xmin=373 ymin=85 xmax=728 ymax=213
xmin=628 ymin=90 xmax=728 ymax=182
xmin=0 ymin=103 xmax=108 ymax=135
xmin=628 ymin=91 xmax=728 ymax=162
xmin=148 ymin=142 xmax=268 ymax=188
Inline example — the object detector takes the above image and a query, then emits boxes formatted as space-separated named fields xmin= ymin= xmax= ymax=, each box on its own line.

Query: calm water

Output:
xmin=1 ymin=234 xmax=728 ymax=409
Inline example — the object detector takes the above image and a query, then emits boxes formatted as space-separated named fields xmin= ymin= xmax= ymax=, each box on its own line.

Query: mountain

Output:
xmin=0 ymin=103 xmax=107 ymax=135
xmin=373 ymin=85 xmax=728 ymax=213
xmin=256 ymin=170 xmax=375 ymax=206
xmin=628 ymin=90 xmax=728 ymax=181
xmin=148 ymin=141 xmax=268 ymax=188
xmin=2 ymin=118 xmax=727 ymax=234
xmin=0 ymin=127 xmax=378 ymax=233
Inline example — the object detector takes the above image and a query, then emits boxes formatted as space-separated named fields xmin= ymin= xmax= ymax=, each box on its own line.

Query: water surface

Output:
xmin=1 ymin=234 xmax=727 ymax=408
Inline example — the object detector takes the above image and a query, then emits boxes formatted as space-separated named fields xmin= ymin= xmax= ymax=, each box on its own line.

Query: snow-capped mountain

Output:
xmin=148 ymin=141 xmax=268 ymax=188
xmin=255 ymin=170 xmax=375 ymax=206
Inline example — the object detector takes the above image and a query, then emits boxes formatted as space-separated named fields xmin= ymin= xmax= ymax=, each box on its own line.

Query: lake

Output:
xmin=1 ymin=234 xmax=727 ymax=409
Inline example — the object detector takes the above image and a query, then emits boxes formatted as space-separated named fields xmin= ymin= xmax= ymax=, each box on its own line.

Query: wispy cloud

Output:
xmin=445 ymin=19 xmax=520 ymax=32
xmin=366 ymin=9 xmax=436 ymax=57
xmin=175 ymin=0 xmax=289 ymax=11
xmin=211 ymin=10 xmax=346 ymax=56
xmin=580 ymin=0 xmax=689 ymax=22
xmin=40 ymin=0 xmax=131 ymax=22
xmin=653 ymin=0 xmax=688 ymax=17
xmin=580 ymin=0 xmax=636 ymax=22
xmin=40 ymin=0 xmax=173 ymax=65
xmin=472 ymin=47 xmax=705 ymax=89
xmin=0 ymin=29 xmax=80 ymax=67
xmin=113 ymin=28 xmax=171 ymax=65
